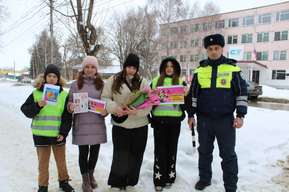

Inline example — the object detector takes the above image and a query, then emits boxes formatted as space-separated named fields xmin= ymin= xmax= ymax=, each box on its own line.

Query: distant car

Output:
xmin=246 ymin=81 xmax=263 ymax=99
xmin=21 ymin=77 xmax=32 ymax=83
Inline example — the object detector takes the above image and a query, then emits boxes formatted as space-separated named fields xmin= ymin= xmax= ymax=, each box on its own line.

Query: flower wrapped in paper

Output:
xmin=127 ymin=87 xmax=161 ymax=109
xmin=113 ymin=88 xmax=145 ymax=117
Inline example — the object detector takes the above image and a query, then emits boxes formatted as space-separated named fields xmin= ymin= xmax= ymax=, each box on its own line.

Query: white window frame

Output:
xmin=180 ymin=55 xmax=187 ymax=62
xmin=180 ymin=40 xmax=187 ymax=48
xmin=257 ymin=51 xmax=269 ymax=61
xmin=170 ymin=27 xmax=178 ymax=35
xmin=161 ymin=42 xmax=167 ymax=49
xmin=181 ymin=26 xmax=188 ymax=34
xmin=257 ymin=32 xmax=269 ymax=42
xmin=228 ymin=18 xmax=239 ymax=28
xmin=227 ymin=35 xmax=238 ymax=44
xmin=241 ymin=34 xmax=253 ymax=43
xmin=191 ymin=39 xmax=199 ymax=47
xmin=274 ymin=31 xmax=288 ymax=41
xmin=242 ymin=15 xmax=254 ymax=26
xmin=215 ymin=20 xmax=225 ymax=29
xmin=191 ymin=24 xmax=199 ymax=32
xmin=273 ymin=51 xmax=287 ymax=60
xmin=243 ymin=52 xmax=252 ymax=60
xmin=275 ymin=9 xmax=289 ymax=22
xmin=272 ymin=70 xmax=286 ymax=80
xmin=258 ymin=13 xmax=271 ymax=24
xmin=161 ymin=29 xmax=168 ymax=36
xmin=190 ymin=54 xmax=199 ymax=62
xmin=170 ymin=41 xmax=178 ymax=49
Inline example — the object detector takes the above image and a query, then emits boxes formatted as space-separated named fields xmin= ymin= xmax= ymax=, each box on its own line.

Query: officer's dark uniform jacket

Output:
xmin=189 ymin=55 xmax=248 ymax=119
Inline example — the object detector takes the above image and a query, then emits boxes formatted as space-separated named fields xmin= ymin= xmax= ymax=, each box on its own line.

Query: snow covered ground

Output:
xmin=0 ymin=79 xmax=289 ymax=192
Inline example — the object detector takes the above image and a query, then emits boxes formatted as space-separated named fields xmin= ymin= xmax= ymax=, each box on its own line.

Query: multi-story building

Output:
xmin=159 ymin=2 xmax=289 ymax=88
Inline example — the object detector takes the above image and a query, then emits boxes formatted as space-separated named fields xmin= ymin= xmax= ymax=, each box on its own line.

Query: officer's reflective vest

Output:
xmin=31 ymin=89 xmax=68 ymax=137
xmin=152 ymin=76 xmax=183 ymax=117
xmin=195 ymin=64 xmax=241 ymax=89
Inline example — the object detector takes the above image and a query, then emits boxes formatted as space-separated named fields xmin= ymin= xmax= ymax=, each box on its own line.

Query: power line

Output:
xmin=2 ymin=2 xmax=46 ymax=35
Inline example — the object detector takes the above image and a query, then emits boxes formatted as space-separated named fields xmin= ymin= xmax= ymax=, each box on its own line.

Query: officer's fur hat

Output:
xmin=203 ymin=34 xmax=225 ymax=49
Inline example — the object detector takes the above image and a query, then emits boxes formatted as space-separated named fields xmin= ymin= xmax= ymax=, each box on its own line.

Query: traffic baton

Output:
xmin=192 ymin=123 xmax=196 ymax=153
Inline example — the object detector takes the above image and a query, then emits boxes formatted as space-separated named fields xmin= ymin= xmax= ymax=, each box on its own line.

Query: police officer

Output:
xmin=188 ymin=34 xmax=248 ymax=192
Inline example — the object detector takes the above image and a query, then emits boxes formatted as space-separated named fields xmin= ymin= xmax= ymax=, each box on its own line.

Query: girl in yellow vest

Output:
xmin=151 ymin=57 xmax=192 ymax=192
xmin=21 ymin=64 xmax=74 ymax=192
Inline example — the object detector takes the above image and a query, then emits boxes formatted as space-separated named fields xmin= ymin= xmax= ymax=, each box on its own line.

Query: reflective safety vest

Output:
xmin=152 ymin=77 xmax=183 ymax=117
xmin=31 ymin=89 xmax=68 ymax=137
xmin=195 ymin=64 xmax=241 ymax=89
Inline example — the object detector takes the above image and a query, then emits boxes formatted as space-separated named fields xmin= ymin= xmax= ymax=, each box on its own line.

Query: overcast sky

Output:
xmin=0 ymin=0 xmax=287 ymax=71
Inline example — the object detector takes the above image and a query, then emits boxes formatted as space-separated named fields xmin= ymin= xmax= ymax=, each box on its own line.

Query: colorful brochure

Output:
xmin=43 ymin=84 xmax=60 ymax=106
xmin=73 ymin=93 xmax=88 ymax=113
xmin=157 ymin=85 xmax=184 ymax=105
xmin=88 ymin=97 xmax=106 ymax=114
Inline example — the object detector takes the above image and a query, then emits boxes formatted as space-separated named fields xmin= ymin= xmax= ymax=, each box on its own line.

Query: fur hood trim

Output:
xmin=33 ymin=74 xmax=66 ymax=89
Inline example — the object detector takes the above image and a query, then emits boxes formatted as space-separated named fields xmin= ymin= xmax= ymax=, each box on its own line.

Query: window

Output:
xmin=272 ymin=70 xmax=286 ymax=80
xmin=181 ymin=26 xmax=188 ymax=34
xmin=215 ymin=20 xmax=225 ymax=29
xmin=243 ymin=52 xmax=252 ymax=60
xmin=202 ymin=54 xmax=207 ymax=60
xmin=274 ymin=31 xmax=288 ymax=41
xmin=161 ymin=29 xmax=168 ymax=36
xmin=189 ymin=69 xmax=195 ymax=75
xmin=191 ymin=24 xmax=199 ymax=32
xmin=257 ymin=51 xmax=268 ymax=60
xmin=173 ymin=55 xmax=177 ymax=60
xmin=180 ymin=40 xmax=187 ymax=48
xmin=275 ymin=9 xmax=289 ymax=22
xmin=180 ymin=55 xmax=187 ymax=62
xmin=242 ymin=15 xmax=254 ymax=26
xmin=170 ymin=41 xmax=178 ymax=49
xmin=161 ymin=55 xmax=167 ymax=60
xmin=273 ymin=51 xmax=287 ymax=60
xmin=257 ymin=32 xmax=269 ymax=42
xmin=227 ymin=35 xmax=238 ymax=44
xmin=202 ymin=22 xmax=212 ymax=31
xmin=241 ymin=34 xmax=253 ymax=43
xmin=181 ymin=69 xmax=187 ymax=75
xmin=190 ymin=54 xmax=199 ymax=62
xmin=258 ymin=13 xmax=271 ymax=24
xmin=161 ymin=42 xmax=167 ymax=49
xmin=228 ymin=18 xmax=239 ymax=27
xmin=191 ymin=39 xmax=199 ymax=47
xmin=170 ymin=27 xmax=178 ymax=35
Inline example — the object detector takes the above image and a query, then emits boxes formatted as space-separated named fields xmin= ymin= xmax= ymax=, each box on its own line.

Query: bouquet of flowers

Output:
xmin=127 ymin=87 xmax=165 ymax=109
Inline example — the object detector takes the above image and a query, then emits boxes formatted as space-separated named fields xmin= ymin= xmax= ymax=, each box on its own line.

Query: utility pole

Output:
xmin=50 ymin=0 xmax=54 ymax=63
xmin=14 ymin=62 xmax=16 ymax=80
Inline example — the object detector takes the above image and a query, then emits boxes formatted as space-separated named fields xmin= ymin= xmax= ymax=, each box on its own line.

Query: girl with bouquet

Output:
xmin=100 ymin=53 xmax=152 ymax=191
xmin=151 ymin=57 xmax=193 ymax=192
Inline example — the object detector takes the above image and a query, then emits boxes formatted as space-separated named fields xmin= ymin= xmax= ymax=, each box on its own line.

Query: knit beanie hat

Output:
xmin=203 ymin=34 xmax=225 ymax=49
xmin=44 ymin=64 xmax=60 ymax=82
xmin=82 ymin=56 xmax=99 ymax=70
xmin=123 ymin=53 xmax=139 ymax=71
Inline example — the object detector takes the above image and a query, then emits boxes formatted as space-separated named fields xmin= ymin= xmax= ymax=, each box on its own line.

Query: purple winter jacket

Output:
xmin=67 ymin=75 xmax=107 ymax=145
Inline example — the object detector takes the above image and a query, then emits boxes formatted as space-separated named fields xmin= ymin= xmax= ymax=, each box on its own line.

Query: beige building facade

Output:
xmin=159 ymin=2 xmax=289 ymax=88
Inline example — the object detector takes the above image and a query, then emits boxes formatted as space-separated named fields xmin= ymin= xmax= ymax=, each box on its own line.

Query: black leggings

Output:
xmin=78 ymin=144 xmax=100 ymax=174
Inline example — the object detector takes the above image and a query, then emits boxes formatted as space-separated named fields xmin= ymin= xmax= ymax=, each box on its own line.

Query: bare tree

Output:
xmin=148 ymin=0 xmax=189 ymax=57
xmin=0 ymin=0 xmax=9 ymax=50
xmin=107 ymin=8 xmax=145 ymax=70
xmin=29 ymin=30 xmax=63 ymax=78
xmin=68 ymin=0 xmax=102 ymax=56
